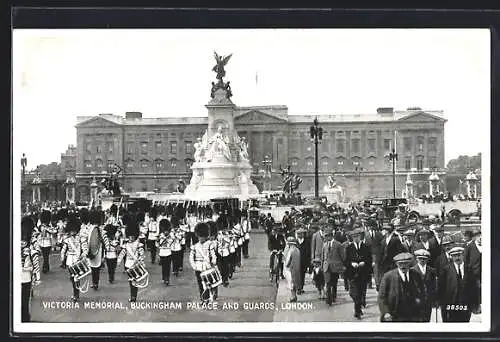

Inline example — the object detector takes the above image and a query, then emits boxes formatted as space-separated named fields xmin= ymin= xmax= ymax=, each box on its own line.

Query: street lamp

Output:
xmin=261 ymin=155 xmax=272 ymax=191
xmin=310 ymin=117 xmax=323 ymax=199
xmin=388 ymin=148 xmax=398 ymax=198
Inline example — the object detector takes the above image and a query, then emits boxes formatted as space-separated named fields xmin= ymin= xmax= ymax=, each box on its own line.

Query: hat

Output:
xmin=350 ymin=227 xmax=364 ymax=237
xmin=418 ymin=228 xmax=431 ymax=236
xmin=390 ymin=218 xmax=401 ymax=227
xmin=403 ymin=229 xmax=415 ymax=236
xmin=414 ymin=249 xmax=431 ymax=259
xmin=40 ymin=210 xmax=51 ymax=225
xmin=393 ymin=252 xmax=414 ymax=263
xmin=21 ymin=216 xmax=35 ymax=241
xmin=195 ymin=222 xmax=209 ymax=238
xmin=124 ymin=212 xmax=140 ymax=237
xmin=442 ymin=235 xmax=454 ymax=245
xmin=104 ymin=224 xmax=118 ymax=238
xmin=296 ymin=228 xmax=307 ymax=235
xmin=65 ymin=213 xmax=81 ymax=233
xmin=287 ymin=236 xmax=298 ymax=244
xmin=472 ymin=226 xmax=481 ymax=236
xmin=449 ymin=246 xmax=465 ymax=255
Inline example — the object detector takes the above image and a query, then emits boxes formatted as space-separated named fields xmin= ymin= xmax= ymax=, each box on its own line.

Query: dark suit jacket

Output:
xmin=268 ymin=233 xmax=285 ymax=252
xmin=297 ymin=237 xmax=311 ymax=271
xmin=464 ymin=241 xmax=481 ymax=309
xmin=321 ymin=239 xmax=345 ymax=274
xmin=438 ymin=262 xmax=471 ymax=307
xmin=428 ymin=235 xmax=444 ymax=267
xmin=378 ymin=268 xmax=425 ymax=321
xmin=434 ymin=252 xmax=452 ymax=278
xmin=344 ymin=242 xmax=372 ymax=281
xmin=411 ymin=264 xmax=438 ymax=307
xmin=380 ymin=233 xmax=406 ymax=275
xmin=310 ymin=231 xmax=324 ymax=263
xmin=364 ymin=229 xmax=384 ymax=264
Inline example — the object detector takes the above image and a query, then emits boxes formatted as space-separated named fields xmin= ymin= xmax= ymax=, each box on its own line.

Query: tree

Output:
xmin=446 ymin=153 xmax=481 ymax=173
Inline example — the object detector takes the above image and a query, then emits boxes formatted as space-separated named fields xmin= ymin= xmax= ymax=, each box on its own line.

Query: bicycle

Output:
xmin=270 ymin=250 xmax=284 ymax=287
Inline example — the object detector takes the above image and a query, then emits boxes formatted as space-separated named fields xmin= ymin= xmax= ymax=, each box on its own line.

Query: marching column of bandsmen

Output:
xmin=20 ymin=201 xmax=253 ymax=320
xmin=269 ymin=202 xmax=481 ymax=322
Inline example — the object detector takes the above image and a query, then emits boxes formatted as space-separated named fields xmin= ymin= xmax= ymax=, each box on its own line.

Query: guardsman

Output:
xmin=232 ymin=216 xmax=243 ymax=268
xmin=117 ymin=213 xmax=145 ymax=302
xmin=137 ymin=212 xmax=148 ymax=247
xmin=170 ymin=216 xmax=183 ymax=277
xmin=345 ymin=227 xmax=372 ymax=319
xmin=147 ymin=207 xmax=159 ymax=264
xmin=241 ymin=211 xmax=251 ymax=259
xmin=412 ymin=249 xmax=438 ymax=322
xmin=21 ymin=216 xmax=41 ymax=322
xmin=189 ymin=222 xmax=218 ymax=303
xmin=217 ymin=223 xmax=231 ymax=287
xmin=438 ymin=246 xmax=472 ymax=322
xmin=378 ymin=252 xmax=426 ymax=322
xmin=104 ymin=224 xmax=119 ymax=284
xmin=38 ymin=209 xmax=57 ymax=273
xmin=207 ymin=221 xmax=220 ymax=299
xmin=61 ymin=213 xmax=87 ymax=302
xmin=86 ymin=210 xmax=110 ymax=290
xmin=157 ymin=218 xmax=173 ymax=286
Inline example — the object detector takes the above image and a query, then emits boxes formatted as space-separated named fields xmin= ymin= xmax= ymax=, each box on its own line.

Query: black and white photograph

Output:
xmin=12 ymin=28 xmax=490 ymax=333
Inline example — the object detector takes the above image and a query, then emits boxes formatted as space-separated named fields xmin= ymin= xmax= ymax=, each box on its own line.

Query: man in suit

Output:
xmin=438 ymin=246 xmax=472 ymax=322
xmin=345 ymin=228 xmax=372 ymax=319
xmin=310 ymin=224 xmax=324 ymax=269
xmin=321 ymin=227 xmax=346 ymax=306
xmin=295 ymin=228 xmax=311 ymax=294
xmin=412 ymin=249 xmax=438 ymax=322
xmin=364 ymin=218 xmax=384 ymax=291
xmin=379 ymin=221 xmax=406 ymax=286
xmin=434 ymin=235 xmax=454 ymax=279
xmin=414 ymin=227 xmax=432 ymax=252
xmin=402 ymin=229 xmax=418 ymax=255
xmin=268 ymin=227 xmax=286 ymax=281
xmin=464 ymin=227 xmax=481 ymax=314
xmin=378 ymin=252 xmax=426 ymax=322
xmin=429 ymin=224 xmax=446 ymax=268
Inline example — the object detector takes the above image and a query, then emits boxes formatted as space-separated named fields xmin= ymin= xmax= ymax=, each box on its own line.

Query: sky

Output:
xmin=12 ymin=29 xmax=490 ymax=170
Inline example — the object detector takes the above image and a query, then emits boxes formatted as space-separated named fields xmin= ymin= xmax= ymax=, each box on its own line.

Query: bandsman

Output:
xmin=241 ymin=211 xmax=251 ymax=259
xmin=157 ymin=218 xmax=173 ymax=286
xmin=38 ymin=209 xmax=57 ymax=273
xmin=170 ymin=216 xmax=183 ymax=277
xmin=85 ymin=210 xmax=110 ymax=290
xmin=104 ymin=224 xmax=119 ymax=284
xmin=217 ymin=222 xmax=231 ymax=287
xmin=21 ymin=216 xmax=41 ymax=322
xmin=117 ymin=213 xmax=146 ymax=302
xmin=147 ymin=207 xmax=159 ymax=264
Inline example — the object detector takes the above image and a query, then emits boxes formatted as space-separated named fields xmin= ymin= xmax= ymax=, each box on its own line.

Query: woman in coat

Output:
xmin=284 ymin=236 xmax=301 ymax=302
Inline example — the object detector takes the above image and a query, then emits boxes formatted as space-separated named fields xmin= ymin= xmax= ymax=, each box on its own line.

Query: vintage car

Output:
xmin=363 ymin=197 xmax=408 ymax=222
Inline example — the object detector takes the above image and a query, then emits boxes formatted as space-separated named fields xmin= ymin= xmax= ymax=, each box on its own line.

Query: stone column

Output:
xmin=466 ymin=180 xmax=472 ymax=197
xmin=90 ymin=177 xmax=98 ymax=203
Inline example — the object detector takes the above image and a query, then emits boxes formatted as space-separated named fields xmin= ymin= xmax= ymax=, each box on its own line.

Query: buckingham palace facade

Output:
xmin=73 ymin=106 xmax=446 ymax=202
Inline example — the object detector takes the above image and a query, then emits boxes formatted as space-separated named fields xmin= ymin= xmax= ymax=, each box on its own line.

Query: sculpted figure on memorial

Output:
xmin=238 ymin=136 xmax=249 ymax=162
xmin=206 ymin=126 xmax=231 ymax=162
xmin=193 ymin=137 xmax=205 ymax=162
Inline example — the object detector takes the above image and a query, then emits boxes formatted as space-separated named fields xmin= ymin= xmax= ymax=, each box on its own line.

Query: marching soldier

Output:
xmin=61 ymin=213 xmax=87 ymax=302
xmin=147 ymin=207 xmax=159 ymax=264
xmin=207 ymin=220 xmax=220 ymax=299
xmin=85 ymin=210 xmax=110 ymax=290
xmin=137 ymin=212 xmax=148 ymax=247
xmin=378 ymin=252 xmax=425 ymax=322
xmin=157 ymin=218 xmax=173 ymax=286
xmin=438 ymin=246 xmax=472 ymax=322
xmin=104 ymin=224 xmax=119 ymax=284
xmin=21 ymin=216 xmax=41 ymax=322
xmin=344 ymin=228 xmax=372 ymax=319
xmin=233 ymin=217 xmax=243 ymax=268
xmin=38 ymin=209 xmax=57 ymax=273
xmin=217 ymin=223 xmax=231 ymax=287
xmin=412 ymin=249 xmax=438 ymax=322
xmin=117 ymin=213 xmax=146 ymax=302
xmin=189 ymin=222 xmax=218 ymax=303
xmin=241 ymin=211 xmax=251 ymax=259
xmin=170 ymin=216 xmax=183 ymax=277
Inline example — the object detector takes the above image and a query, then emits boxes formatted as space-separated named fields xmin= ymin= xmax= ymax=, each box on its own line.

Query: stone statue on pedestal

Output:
xmin=206 ymin=126 xmax=231 ymax=162
xmin=194 ymin=137 xmax=204 ymax=162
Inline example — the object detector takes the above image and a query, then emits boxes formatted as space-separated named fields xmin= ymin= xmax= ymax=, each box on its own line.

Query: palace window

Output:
xmin=306 ymin=158 xmax=314 ymax=170
xmin=96 ymin=145 xmax=102 ymax=153
xmin=383 ymin=139 xmax=392 ymax=151
xmin=416 ymin=136 xmax=424 ymax=152
xmin=428 ymin=156 xmax=437 ymax=169
xmin=185 ymin=141 xmax=193 ymax=154
xmin=321 ymin=157 xmax=329 ymax=171
xmin=86 ymin=143 xmax=92 ymax=153
xmin=185 ymin=159 xmax=194 ymax=170
xmin=84 ymin=160 xmax=92 ymax=168
xmin=126 ymin=160 xmax=134 ymax=169
xmin=141 ymin=160 xmax=149 ymax=169
xmin=336 ymin=139 xmax=345 ymax=153
xmin=291 ymin=158 xmax=299 ymax=168
xmin=416 ymin=157 xmax=424 ymax=171
xmin=170 ymin=159 xmax=177 ymax=169
xmin=337 ymin=159 xmax=344 ymax=166
xmin=428 ymin=137 xmax=437 ymax=152
xmin=404 ymin=137 xmax=412 ymax=152
xmin=170 ymin=142 xmax=177 ymax=154
xmin=96 ymin=159 xmax=103 ymax=168
xmin=155 ymin=142 xmax=162 ymax=154
xmin=368 ymin=157 xmax=376 ymax=166
xmin=351 ymin=139 xmax=360 ymax=154
xmin=368 ymin=139 xmax=376 ymax=153
xmin=141 ymin=142 xmax=148 ymax=154
xmin=107 ymin=160 xmax=114 ymax=169
xmin=155 ymin=159 xmax=163 ymax=169
xmin=107 ymin=143 xmax=113 ymax=154
xmin=127 ymin=142 xmax=134 ymax=154
xmin=405 ymin=158 xmax=411 ymax=171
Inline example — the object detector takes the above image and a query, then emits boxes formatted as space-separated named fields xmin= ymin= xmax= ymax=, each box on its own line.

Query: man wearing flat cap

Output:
xmin=438 ymin=246 xmax=472 ymax=322
xmin=295 ymin=228 xmax=311 ymax=294
xmin=345 ymin=228 xmax=372 ymax=319
xmin=464 ymin=226 xmax=481 ymax=314
xmin=321 ymin=227 xmax=345 ymax=306
xmin=378 ymin=252 xmax=425 ymax=322
xmin=412 ymin=249 xmax=438 ymax=322
xmin=433 ymin=235 xmax=454 ymax=279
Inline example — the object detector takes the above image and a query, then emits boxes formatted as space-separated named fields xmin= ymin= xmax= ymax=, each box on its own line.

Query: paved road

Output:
xmin=30 ymin=233 xmax=277 ymax=322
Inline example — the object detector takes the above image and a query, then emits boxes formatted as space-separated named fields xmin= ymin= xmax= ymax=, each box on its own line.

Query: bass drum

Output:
xmin=88 ymin=226 xmax=101 ymax=259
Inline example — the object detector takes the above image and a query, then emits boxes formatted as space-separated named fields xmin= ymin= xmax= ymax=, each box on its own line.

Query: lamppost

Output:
xmin=309 ymin=117 xmax=323 ymax=199
xmin=388 ymin=148 xmax=398 ymax=198
xmin=261 ymin=155 xmax=272 ymax=191
xmin=353 ymin=161 xmax=364 ymax=200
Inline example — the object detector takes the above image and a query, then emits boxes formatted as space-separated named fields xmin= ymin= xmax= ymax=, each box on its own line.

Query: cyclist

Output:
xmin=268 ymin=226 xmax=286 ymax=281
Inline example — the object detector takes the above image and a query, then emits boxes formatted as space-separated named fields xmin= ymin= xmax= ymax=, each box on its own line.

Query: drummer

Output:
xmin=189 ymin=222 xmax=218 ymax=303
xmin=117 ymin=213 xmax=146 ymax=303
xmin=60 ymin=213 xmax=87 ymax=302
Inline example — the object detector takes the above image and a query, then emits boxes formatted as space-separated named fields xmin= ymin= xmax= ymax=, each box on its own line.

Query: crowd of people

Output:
xmin=20 ymin=201 xmax=253 ymax=322
xmin=264 ymin=202 xmax=481 ymax=322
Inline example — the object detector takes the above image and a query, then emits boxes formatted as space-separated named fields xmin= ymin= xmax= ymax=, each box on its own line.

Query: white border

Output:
xmin=12 ymin=28 xmax=491 ymax=334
